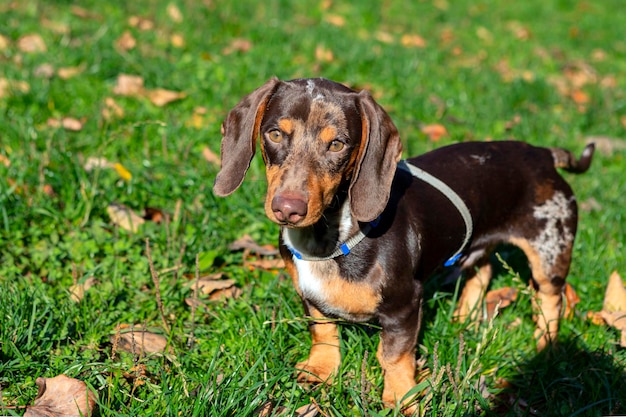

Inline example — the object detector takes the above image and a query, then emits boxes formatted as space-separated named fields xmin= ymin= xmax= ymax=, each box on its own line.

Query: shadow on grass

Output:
xmin=488 ymin=338 xmax=626 ymax=416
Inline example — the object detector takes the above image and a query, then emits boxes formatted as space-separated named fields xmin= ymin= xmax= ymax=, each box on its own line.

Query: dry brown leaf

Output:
xmin=202 ymin=146 xmax=221 ymax=166
xmin=62 ymin=117 xmax=84 ymax=131
xmin=170 ymin=33 xmax=185 ymax=48
xmin=315 ymin=45 xmax=334 ymax=63
xmin=376 ymin=31 xmax=394 ymax=44
xmin=24 ymin=375 xmax=97 ymax=417
xmin=145 ymin=88 xmax=186 ymax=107
xmin=603 ymin=271 xmax=626 ymax=312
xmin=84 ymin=156 xmax=114 ymax=171
xmin=128 ymin=16 xmax=155 ymax=31
xmin=57 ymin=64 xmax=86 ymax=80
xmin=222 ymin=38 xmax=253 ymax=55
xmin=587 ymin=311 xmax=605 ymax=326
xmin=113 ymin=74 xmax=145 ymax=96
xmin=563 ymin=282 xmax=580 ymax=319
xmin=600 ymin=310 xmax=626 ymax=347
xmin=69 ymin=277 xmax=96 ymax=303
xmin=106 ymin=203 xmax=145 ymax=233
xmin=0 ymin=78 xmax=30 ymax=98
xmin=185 ymin=275 xmax=242 ymax=301
xmin=116 ymin=30 xmax=137 ymax=51
xmin=324 ymin=14 xmax=346 ymax=27
xmin=295 ymin=403 xmax=319 ymax=416
xmin=244 ymin=258 xmax=285 ymax=271
xmin=255 ymin=401 xmax=288 ymax=416
xmin=0 ymin=34 xmax=10 ymax=50
xmin=229 ymin=234 xmax=279 ymax=256
xmin=421 ymin=123 xmax=448 ymax=142
xmin=485 ymin=287 xmax=518 ymax=319
xmin=585 ymin=136 xmax=626 ymax=156
xmin=114 ymin=326 xmax=169 ymax=354
xmin=401 ymin=34 xmax=427 ymax=48
xmin=0 ymin=154 xmax=10 ymax=167
xmin=167 ymin=3 xmax=184 ymax=23
xmin=18 ymin=34 xmax=47 ymax=53
xmin=102 ymin=97 xmax=125 ymax=120
xmin=34 ymin=63 xmax=55 ymax=78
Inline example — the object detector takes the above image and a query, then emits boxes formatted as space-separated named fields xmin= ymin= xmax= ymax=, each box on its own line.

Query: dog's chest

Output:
xmin=294 ymin=258 xmax=381 ymax=322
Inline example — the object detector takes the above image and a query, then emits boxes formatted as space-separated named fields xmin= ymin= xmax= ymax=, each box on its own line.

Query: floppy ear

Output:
xmin=349 ymin=91 xmax=403 ymax=222
xmin=213 ymin=77 xmax=281 ymax=196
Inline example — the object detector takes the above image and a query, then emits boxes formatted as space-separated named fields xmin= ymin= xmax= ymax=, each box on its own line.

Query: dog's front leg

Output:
xmin=377 ymin=287 xmax=423 ymax=414
xmin=296 ymin=300 xmax=341 ymax=383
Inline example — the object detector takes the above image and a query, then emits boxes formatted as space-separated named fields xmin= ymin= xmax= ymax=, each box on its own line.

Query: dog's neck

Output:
xmin=282 ymin=190 xmax=358 ymax=259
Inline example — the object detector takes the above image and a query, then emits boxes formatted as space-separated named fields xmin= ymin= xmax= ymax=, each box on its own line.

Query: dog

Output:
xmin=213 ymin=77 xmax=594 ymax=413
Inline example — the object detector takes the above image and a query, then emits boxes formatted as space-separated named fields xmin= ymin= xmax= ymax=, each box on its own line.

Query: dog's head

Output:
xmin=214 ymin=78 xmax=402 ymax=227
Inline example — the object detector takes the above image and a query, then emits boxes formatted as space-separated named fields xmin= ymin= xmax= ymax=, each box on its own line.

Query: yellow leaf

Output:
xmin=145 ymin=88 xmax=186 ymax=107
xmin=57 ymin=64 xmax=86 ymax=80
xmin=167 ymin=3 xmax=183 ymax=23
xmin=113 ymin=162 xmax=132 ymax=181
xmin=17 ymin=33 xmax=47 ymax=53
xmin=401 ymin=34 xmax=427 ymax=48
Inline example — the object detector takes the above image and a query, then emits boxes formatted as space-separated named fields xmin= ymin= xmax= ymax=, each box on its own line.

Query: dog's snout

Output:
xmin=272 ymin=193 xmax=308 ymax=224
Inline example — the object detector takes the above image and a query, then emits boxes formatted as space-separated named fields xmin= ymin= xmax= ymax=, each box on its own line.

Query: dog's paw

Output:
xmin=295 ymin=359 xmax=337 ymax=384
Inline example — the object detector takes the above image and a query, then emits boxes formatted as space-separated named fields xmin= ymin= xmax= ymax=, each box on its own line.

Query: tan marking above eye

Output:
xmin=278 ymin=118 xmax=295 ymax=135
xmin=328 ymin=140 xmax=344 ymax=152
xmin=319 ymin=126 xmax=337 ymax=143
xmin=267 ymin=129 xmax=284 ymax=143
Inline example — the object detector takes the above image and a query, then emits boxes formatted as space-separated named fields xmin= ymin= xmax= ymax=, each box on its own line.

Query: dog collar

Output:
xmin=397 ymin=160 xmax=473 ymax=266
xmin=287 ymin=216 xmax=381 ymax=261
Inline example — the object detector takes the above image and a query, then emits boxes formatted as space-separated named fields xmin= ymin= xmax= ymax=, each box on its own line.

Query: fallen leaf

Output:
xmin=202 ymin=146 xmax=221 ymax=166
xmin=600 ymin=310 xmax=626 ymax=347
xmin=563 ymin=283 xmax=580 ymax=319
xmin=603 ymin=271 xmax=626 ymax=313
xmin=421 ymin=123 xmax=448 ymax=142
xmin=17 ymin=34 xmax=47 ymax=53
xmin=107 ymin=203 xmax=145 ymax=233
xmin=579 ymin=197 xmax=602 ymax=212
xmin=485 ymin=287 xmax=518 ymax=319
xmin=401 ymin=34 xmax=427 ymax=48
xmin=34 ymin=63 xmax=55 ymax=78
xmin=62 ymin=117 xmax=84 ymax=131
xmin=324 ymin=14 xmax=345 ymax=27
xmin=116 ymin=30 xmax=137 ymax=51
xmin=570 ymin=89 xmax=590 ymax=105
xmin=167 ymin=3 xmax=184 ymax=23
xmin=375 ymin=31 xmax=394 ymax=44
xmin=315 ymin=45 xmax=334 ymax=63
xmin=295 ymin=404 xmax=319 ymax=416
xmin=83 ymin=156 xmax=114 ymax=171
xmin=128 ymin=16 xmax=154 ymax=31
xmin=244 ymin=258 xmax=285 ymax=271
xmin=143 ymin=207 xmax=167 ymax=223
xmin=0 ymin=78 xmax=30 ymax=98
xmin=69 ymin=277 xmax=96 ymax=303
xmin=585 ymin=136 xmax=626 ymax=156
xmin=222 ymin=38 xmax=253 ymax=55
xmin=24 ymin=375 xmax=97 ymax=417
xmin=0 ymin=34 xmax=9 ymax=50
xmin=113 ymin=74 xmax=145 ymax=96
xmin=102 ymin=97 xmax=125 ymax=120
xmin=229 ymin=234 xmax=279 ymax=256
xmin=57 ymin=64 xmax=86 ymax=80
xmin=170 ymin=33 xmax=185 ymax=48
xmin=113 ymin=326 xmax=169 ymax=354
xmin=185 ymin=274 xmax=242 ymax=301
xmin=70 ymin=5 xmax=101 ymax=20
xmin=0 ymin=154 xmax=10 ymax=167
xmin=113 ymin=162 xmax=132 ymax=181
xmin=145 ymin=88 xmax=186 ymax=107
xmin=587 ymin=311 xmax=605 ymax=326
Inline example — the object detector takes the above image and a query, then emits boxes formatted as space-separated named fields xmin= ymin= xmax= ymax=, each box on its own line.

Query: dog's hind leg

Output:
xmin=509 ymin=191 xmax=577 ymax=350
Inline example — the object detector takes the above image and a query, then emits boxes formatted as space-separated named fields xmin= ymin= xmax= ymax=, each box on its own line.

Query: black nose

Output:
xmin=271 ymin=194 xmax=308 ymax=224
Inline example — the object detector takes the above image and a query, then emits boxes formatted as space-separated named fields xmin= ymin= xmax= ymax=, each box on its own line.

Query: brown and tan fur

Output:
xmin=213 ymin=77 xmax=594 ymax=414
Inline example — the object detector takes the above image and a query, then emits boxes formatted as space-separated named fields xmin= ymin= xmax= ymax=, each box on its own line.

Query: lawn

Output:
xmin=1 ymin=0 xmax=625 ymax=416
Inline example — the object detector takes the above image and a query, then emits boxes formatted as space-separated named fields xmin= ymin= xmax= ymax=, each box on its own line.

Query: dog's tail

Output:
xmin=551 ymin=143 xmax=595 ymax=174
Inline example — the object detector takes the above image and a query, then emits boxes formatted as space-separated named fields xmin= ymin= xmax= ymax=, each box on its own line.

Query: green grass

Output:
xmin=1 ymin=0 xmax=625 ymax=415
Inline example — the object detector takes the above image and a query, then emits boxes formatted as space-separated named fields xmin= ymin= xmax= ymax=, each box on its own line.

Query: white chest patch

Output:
xmin=531 ymin=191 xmax=575 ymax=266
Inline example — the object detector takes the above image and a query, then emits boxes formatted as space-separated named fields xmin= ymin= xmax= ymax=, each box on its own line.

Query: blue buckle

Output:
xmin=444 ymin=253 xmax=462 ymax=267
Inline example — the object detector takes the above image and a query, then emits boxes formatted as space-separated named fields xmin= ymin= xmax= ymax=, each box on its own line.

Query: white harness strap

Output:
xmin=397 ymin=160 xmax=473 ymax=266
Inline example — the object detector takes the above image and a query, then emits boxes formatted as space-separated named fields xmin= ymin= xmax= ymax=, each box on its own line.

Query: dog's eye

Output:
xmin=328 ymin=140 xmax=345 ymax=152
xmin=267 ymin=130 xmax=284 ymax=143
